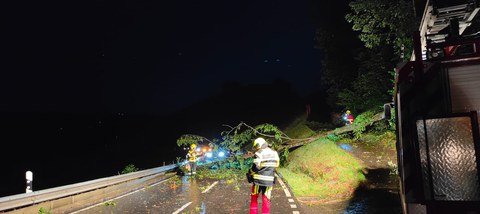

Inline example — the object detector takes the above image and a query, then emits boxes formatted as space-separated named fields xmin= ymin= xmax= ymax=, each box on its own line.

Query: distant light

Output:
xmin=218 ymin=151 xmax=225 ymax=157
xmin=196 ymin=148 xmax=201 ymax=152
xmin=264 ymin=59 xmax=269 ymax=63
xmin=202 ymin=148 xmax=207 ymax=152
xmin=206 ymin=152 xmax=213 ymax=158
xmin=208 ymin=148 xmax=212 ymax=152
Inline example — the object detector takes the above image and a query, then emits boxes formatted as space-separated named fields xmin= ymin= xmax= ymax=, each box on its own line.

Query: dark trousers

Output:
xmin=189 ymin=161 xmax=196 ymax=174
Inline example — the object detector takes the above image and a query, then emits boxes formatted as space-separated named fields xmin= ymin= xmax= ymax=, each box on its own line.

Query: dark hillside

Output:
xmin=170 ymin=80 xmax=307 ymax=138
xmin=0 ymin=112 xmax=181 ymax=197
xmin=0 ymin=80 xmax=324 ymax=197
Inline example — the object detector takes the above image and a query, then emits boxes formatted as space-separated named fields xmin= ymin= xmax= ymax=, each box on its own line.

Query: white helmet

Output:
xmin=253 ymin=137 xmax=267 ymax=149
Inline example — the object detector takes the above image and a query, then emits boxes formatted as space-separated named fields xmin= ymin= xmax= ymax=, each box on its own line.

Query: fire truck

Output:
xmin=393 ymin=0 xmax=480 ymax=213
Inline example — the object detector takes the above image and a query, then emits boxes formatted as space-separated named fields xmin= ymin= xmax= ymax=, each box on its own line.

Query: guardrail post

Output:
xmin=26 ymin=171 xmax=33 ymax=193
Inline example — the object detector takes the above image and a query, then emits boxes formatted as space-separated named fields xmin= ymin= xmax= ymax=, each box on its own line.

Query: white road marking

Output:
xmin=201 ymin=181 xmax=219 ymax=193
xmin=70 ymin=178 xmax=171 ymax=214
xmin=275 ymin=173 xmax=291 ymax=197
xmin=173 ymin=179 xmax=219 ymax=213
xmin=275 ymin=173 xmax=300 ymax=213
xmin=172 ymin=201 xmax=192 ymax=214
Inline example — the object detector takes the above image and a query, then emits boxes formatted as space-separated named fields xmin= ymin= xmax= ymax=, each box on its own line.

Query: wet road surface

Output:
xmin=73 ymin=174 xmax=305 ymax=214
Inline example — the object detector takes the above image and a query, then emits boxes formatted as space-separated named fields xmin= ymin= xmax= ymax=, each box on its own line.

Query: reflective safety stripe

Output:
xmin=253 ymin=174 xmax=275 ymax=181
xmin=251 ymin=184 xmax=273 ymax=200
xmin=252 ymin=184 xmax=260 ymax=195
xmin=261 ymin=162 xmax=278 ymax=167
xmin=264 ymin=186 xmax=272 ymax=199
xmin=252 ymin=148 xmax=279 ymax=186
xmin=261 ymin=158 xmax=279 ymax=161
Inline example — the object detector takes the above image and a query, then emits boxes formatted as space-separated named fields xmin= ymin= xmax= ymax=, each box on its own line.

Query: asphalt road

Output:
xmin=73 ymin=173 xmax=305 ymax=214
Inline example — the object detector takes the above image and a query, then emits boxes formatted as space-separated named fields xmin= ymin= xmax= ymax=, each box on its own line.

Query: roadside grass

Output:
xmin=283 ymin=115 xmax=316 ymax=138
xmin=278 ymin=137 xmax=366 ymax=199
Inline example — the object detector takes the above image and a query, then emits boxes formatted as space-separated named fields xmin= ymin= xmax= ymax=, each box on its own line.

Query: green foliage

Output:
xmin=279 ymin=148 xmax=289 ymax=167
xmin=314 ymin=27 xmax=360 ymax=110
xmin=326 ymin=133 xmax=338 ymax=142
xmin=352 ymin=110 xmax=378 ymax=139
xmin=337 ymin=49 xmax=395 ymax=112
xmin=175 ymin=118 xmax=324 ymax=183
xmin=104 ymin=201 xmax=117 ymax=206
xmin=254 ymin=123 xmax=285 ymax=142
xmin=176 ymin=134 xmax=211 ymax=148
xmin=121 ymin=164 xmax=139 ymax=174
xmin=345 ymin=0 xmax=416 ymax=60
xmin=176 ymin=122 xmax=290 ymax=166
xmin=337 ymin=0 xmax=414 ymax=114
xmin=38 ymin=207 xmax=51 ymax=214
xmin=388 ymin=108 xmax=396 ymax=130
xmin=198 ymin=158 xmax=252 ymax=181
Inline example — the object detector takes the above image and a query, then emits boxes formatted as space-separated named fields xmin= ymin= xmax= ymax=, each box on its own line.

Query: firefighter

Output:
xmin=344 ymin=110 xmax=354 ymax=125
xmin=186 ymin=143 xmax=198 ymax=175
xmin=247 ymin=137 xmax=280 ymax=214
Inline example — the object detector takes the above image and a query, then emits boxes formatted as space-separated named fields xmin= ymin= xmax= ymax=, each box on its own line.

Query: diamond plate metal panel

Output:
xmin=418 ymin=117 xmax=480 ymax=201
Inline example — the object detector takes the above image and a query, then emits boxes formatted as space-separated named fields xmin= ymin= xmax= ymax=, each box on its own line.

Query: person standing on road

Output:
xmin=186 ymin=143 xmax=198 ymax=175
xmin=344 ymin=110 xmax=354 ymax=126
xmin=247 ymin=137 xmax=280 ymax=214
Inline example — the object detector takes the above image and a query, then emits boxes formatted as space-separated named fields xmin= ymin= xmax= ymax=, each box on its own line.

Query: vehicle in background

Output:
xmin=393 ymin=0 xmax=480 ymax=213
xmin=193 ymin=144 xmax=228 ymax=163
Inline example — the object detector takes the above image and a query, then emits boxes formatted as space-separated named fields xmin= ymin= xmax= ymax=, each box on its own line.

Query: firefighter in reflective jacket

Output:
xmin=247 ymin=137 xmax=280 ymax=214
xmin=186 ymin=144 xmax=198 ymax=175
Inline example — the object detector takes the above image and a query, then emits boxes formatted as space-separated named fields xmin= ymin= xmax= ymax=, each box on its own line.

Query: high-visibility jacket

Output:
xmin=187 ymin=149 xmax=197 ymax=162
xmin=249 ymin=147 xmax=280 ymax=186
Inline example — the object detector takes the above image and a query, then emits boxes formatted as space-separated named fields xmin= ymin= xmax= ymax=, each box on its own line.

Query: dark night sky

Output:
xmin=2 ymin=0 xmax=332 ymax=116
xmin=0 ymin=0 xmax=356 ymax=197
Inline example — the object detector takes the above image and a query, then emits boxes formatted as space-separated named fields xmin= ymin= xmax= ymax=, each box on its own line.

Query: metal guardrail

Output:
xmin=0 ymin=163 xmax=181 ymax=212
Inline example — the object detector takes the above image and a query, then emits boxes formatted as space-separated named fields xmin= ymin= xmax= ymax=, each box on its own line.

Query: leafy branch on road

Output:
xmin=177 ymin=122 xmax=287 ymax=156
xmin=176 ymin=122 xmax=319 ymax=171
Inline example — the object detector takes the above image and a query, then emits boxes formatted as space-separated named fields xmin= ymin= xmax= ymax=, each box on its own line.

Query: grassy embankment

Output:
xmin=279 ymin=113 xmax=395 ymax=200
xmin=278 ymin=137 xmax=365 ymax=200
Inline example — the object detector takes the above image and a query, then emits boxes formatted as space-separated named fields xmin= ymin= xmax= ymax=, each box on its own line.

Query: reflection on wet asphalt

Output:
xmin=71 ymin=167 xmax=400 ymax=214
xmin=181 ymin=175 xmax=189 ymax=193
xmin=74 ymin=174 xmax=302 ymax=214
xmin=300 ymin=169 xmax=402 ymax=214
xmin=200 ymin=202 xmax=206 ymax=214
